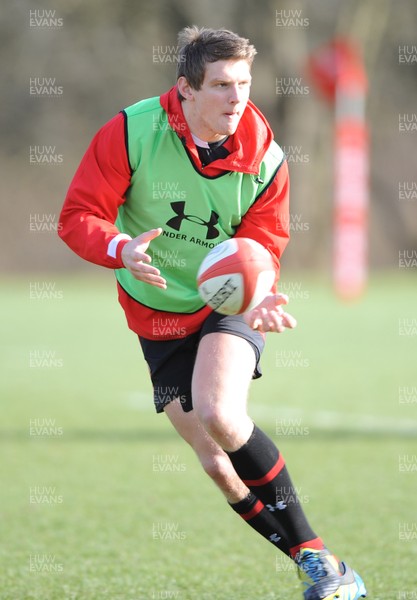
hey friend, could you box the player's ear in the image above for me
[177,76,195,101]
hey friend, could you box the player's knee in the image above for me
[195,404,233,439]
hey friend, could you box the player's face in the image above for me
[181,59,252,143]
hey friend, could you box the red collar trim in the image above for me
[159,86,274,176]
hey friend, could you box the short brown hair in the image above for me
[176,26,257,100]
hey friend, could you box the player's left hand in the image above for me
[244,293,297,333]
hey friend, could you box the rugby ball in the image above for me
[197,238,276,315]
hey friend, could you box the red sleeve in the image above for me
[235,159,290,284]
[58,112,132,269]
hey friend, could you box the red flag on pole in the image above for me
[308,39,369,299]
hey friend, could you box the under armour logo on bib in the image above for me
[166,201,220,240]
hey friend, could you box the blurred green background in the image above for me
[1,1,416,599]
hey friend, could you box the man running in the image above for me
[59,26,366,600]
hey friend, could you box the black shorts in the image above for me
[139,312,265,414]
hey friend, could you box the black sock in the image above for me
[227,425,323,555]
[229,491,291,556]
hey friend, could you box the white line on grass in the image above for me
[250,403,417,435]
[125,392,417,435]
[126,391,154,411]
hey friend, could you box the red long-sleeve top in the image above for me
[59,87,290,339]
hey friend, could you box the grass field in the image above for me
[1,271,416,599]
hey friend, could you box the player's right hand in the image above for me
[244,293,297,333]
[121,228,167,289]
